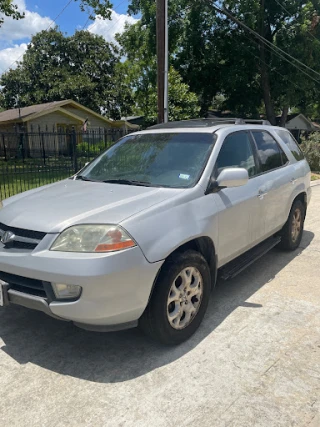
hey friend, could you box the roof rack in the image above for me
[241,119,271,125]
[147,118,271,130]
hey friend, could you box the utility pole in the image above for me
[164,0,168,123]
[156,0,168,124]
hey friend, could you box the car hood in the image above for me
[1,179,182,233]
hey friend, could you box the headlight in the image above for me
[50,225,136,253]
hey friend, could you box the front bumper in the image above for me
[0,237,163,329]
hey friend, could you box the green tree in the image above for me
[120,0,320,123]
[0,28,134,119]
[124,0,221,115]
[0,0,24,27]
[214,0,320,124]
[77,0,112,20]
[143,67,201,125]
[117,21,200,125]
[301,132,320,171]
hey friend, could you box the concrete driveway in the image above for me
[1,187,320,427]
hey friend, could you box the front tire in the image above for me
[279,199,305,251]
[139,250,211,345]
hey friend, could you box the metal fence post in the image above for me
[72,127,78,174]
[2,134,6,161]
[0,127,138,200]
[19,131,25,162]
[41,133,46,165]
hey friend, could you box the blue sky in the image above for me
[34,0,132,34]
[0,0,137,73]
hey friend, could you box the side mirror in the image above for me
[217,167,249,188]
[206,168,249,194]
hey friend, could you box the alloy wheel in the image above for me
[167,267,203,330]
[291,208,302,243]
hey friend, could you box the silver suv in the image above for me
[0,119,311,344]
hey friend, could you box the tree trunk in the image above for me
[259,0,276,125]
[260,49,276,125]
[279,106,289,127]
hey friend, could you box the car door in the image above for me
[250,130,291,241]
[211,130,262,266]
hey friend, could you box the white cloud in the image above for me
[0,0,51,41]
[0,5,137,75]
[0,43,28,73]
[88,10,138,44]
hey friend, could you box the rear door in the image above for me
[250,130,291,241]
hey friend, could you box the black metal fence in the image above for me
[0,128,133,200]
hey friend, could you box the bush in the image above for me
[77,141,110,157]
[300,133,320,172]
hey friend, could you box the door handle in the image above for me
[258,189,268,200]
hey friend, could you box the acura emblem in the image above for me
[1,231,15,244]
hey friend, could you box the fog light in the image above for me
[52,283,82,300]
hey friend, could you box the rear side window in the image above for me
[275,130,305,161]
[251,131,287,173]
[215,131,257,177]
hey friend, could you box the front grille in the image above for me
[0,271,48,299]
[8,241,39,250]
[0,223,46,240]
[0,222,46,251]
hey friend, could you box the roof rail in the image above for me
[241,119,271,126]
[148,118,246,129]
[147,118,272,130]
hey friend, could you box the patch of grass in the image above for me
[0,159,76,200]
[0,150,100,199]
[0,169,73,200]
[311,173,320,181]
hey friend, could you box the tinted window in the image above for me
[276,130,304,161]
[80,133,215,188]
[216,131,256,177]
[252,131,286,172]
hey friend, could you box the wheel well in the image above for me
[293,192,307,218]
[167,237,217,287]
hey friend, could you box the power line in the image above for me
[274,0,320,45]
[251,30,320,84]
[82,15,92,31]
[49,0,73,27]
[240,32,303,91]
[2,0,73,75]
[1,0,128,76]
[213,2,320,79]
[1,0,130,76]
[86,0,129,36]
[210,2,320,83]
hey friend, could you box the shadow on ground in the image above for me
[0,231,314,384]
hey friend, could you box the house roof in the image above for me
[311,121,320,130]
[285,113,318,130]
[276,113,299,123]
[0,100,138,129]
[0,101,68,123]
[275,113,320,131]
[286,113,309,124]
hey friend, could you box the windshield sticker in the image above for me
[179,174,190,180]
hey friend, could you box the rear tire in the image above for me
[278,199,305,251]
[139,250,211,345]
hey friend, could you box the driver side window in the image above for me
[215,131,257,178]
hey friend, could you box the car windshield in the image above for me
[78,132,215,188]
